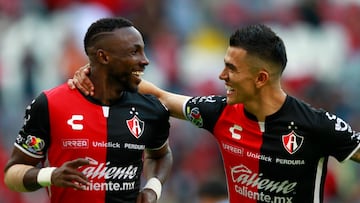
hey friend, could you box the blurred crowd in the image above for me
[1,0,360,202]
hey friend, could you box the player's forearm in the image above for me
[139,80,190,119]
[4,164,42,192]
[143,145,173,183]
[142,145,173,200]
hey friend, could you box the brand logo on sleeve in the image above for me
[186,107,203,127]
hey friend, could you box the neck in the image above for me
[89,68,123,105]
[244,86,287,122]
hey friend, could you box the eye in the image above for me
[225,64,237,73]
[130,48,141,56]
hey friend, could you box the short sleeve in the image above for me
[144,94,170,150]
[14,93,50,159]
[319,111,360,161]
[183,95,226,132]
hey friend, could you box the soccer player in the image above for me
[69,24,360,203]
[4,17,173,203]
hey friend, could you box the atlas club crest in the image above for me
[126,107,144,139]
[282,130,304,154]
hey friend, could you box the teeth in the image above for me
[132,71,144,76]
[225,85,234,94]
[225,85,233,91]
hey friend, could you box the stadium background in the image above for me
[0,0,360,202]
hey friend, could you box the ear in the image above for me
[255,70,269,88]
[96,49,109,64]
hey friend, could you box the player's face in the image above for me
[219,47,258,105]
[104,27,149,92]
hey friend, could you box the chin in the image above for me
[226,97,234,105]
[226,97,241,105]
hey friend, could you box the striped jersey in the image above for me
[14,83,170,203]
[184,95,360,203]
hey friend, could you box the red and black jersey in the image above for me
[14,83,170,203]
[184,95,360,203]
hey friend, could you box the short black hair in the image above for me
[83,17,134,55]
[230,24,287,72]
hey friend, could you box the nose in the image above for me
[141,54,150,66]
[218,68,228,81]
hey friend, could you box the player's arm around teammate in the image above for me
[69,66,190,120]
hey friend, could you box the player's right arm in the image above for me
[4,148,90,192]
[138,80,190,119]
[3,93,91,192]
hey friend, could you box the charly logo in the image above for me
[229,124,242,140]
[67,115,84,130]
[126,107,144,139]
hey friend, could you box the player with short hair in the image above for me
[4,17,173,203]
[70,24,360,203]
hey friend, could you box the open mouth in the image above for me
[225,85,234,94]
[132,71,144,78]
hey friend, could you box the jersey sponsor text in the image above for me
[80,180,136,191]
[231,164,297,202]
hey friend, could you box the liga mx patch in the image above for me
[186,107,203,127]
[20,135,45,156]
[126,115,144,139]
[282,131,304,154]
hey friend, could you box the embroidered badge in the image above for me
[126,107,144,139]
[23,135,45,155]
[282,130,304,154]
[186,107,203,127]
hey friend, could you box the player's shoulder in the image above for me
[288,96,326,114]
[44,83,71,94]
[141,93,167,107]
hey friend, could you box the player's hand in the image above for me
[136,189,157,203]
[67,64,94,96]
[51,158,90,190]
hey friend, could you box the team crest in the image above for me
[126,115,144,139]
[282,130,304,154]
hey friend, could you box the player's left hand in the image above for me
[136,188,157,203]
[67,63,94,96]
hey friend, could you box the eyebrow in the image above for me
[225,62,236,70]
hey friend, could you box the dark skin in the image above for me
[5,26,173,203]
